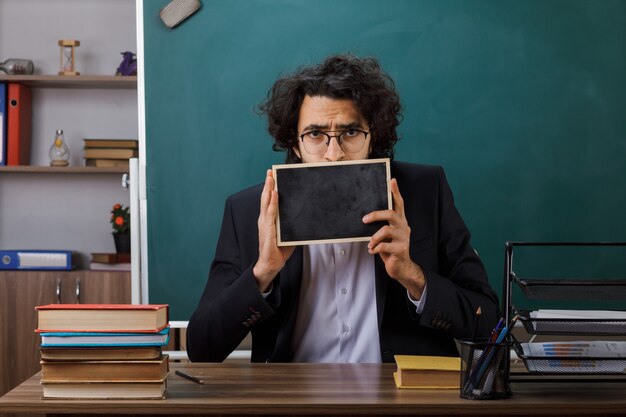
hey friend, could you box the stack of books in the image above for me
[36,304,170,399]
[90,252,131,271]
[83,139,138,169]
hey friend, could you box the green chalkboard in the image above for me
[143,0,626,320]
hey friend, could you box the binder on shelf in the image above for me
[7,82,32,165]
[0,250,76,270]
[0,82,6,165]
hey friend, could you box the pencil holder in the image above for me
[459,338,511,400]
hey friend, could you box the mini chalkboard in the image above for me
[273,159,391,246]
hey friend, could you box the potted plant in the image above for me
[111,203,130,254]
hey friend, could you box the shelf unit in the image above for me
[0,166,128,174]
[0,74,136,254]
[0,0,139,399]
[0,74,136,89]
[502,241,626,383]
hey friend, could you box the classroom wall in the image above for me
[143,0,626,319]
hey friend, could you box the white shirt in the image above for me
[263,242,426,363]
[289,242,427,363]
[291,242,378,362]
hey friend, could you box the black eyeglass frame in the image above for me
[298,129,370,154]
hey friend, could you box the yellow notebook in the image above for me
[394,355,461,389]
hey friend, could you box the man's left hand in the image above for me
[363,178,426,299]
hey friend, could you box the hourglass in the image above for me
[58,39,80,75]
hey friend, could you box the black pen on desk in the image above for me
[175,370,204,384]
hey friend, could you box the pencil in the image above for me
[473,306,482,340]
[175,369,204,384]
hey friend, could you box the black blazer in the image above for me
[187,162,500,362]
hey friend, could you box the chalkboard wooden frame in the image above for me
[273,158,391,246]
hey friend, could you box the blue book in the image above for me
[0,250,76,270]
[40,327,170,347]
[0,82,6,165]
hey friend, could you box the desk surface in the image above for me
[1,362,626,416]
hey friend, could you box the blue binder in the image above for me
[0,250,76,270]
[0,82,6,165]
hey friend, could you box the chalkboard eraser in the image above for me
[273,158,391,246]
[160,0,202,29]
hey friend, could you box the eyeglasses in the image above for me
[298,129,370,155]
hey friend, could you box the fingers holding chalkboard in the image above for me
[253,170,295,291]
[366,179,421,290]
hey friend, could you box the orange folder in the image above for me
[7,82,32,165]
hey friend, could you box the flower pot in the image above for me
[113,232,131,254]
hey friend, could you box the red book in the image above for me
[35,304,169,333]
[7,83,32,165]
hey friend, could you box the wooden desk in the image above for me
[1,362,625,416]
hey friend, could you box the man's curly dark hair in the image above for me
[257,54,403,163]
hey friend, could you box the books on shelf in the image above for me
[393,355,461,389]
[0,249,76,270]
[83,148,138,159]
[41,380,166,399]
[40,328,170,347]
[90,252,131,271]
[90,262,131,271]
[83,138,138,168]
[41,346,162,361]
[83,139,138,148]
[85,158,130,168]
[36,304,169,333]
[41,355,169,382]
[91,252,131,263]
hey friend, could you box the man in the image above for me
[187,54,499,363]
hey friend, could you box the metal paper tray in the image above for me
[518,310,626,336]
[514,278,626,301]
[512,338,626,375]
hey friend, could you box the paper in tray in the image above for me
[514,340,626,374]
[519,310,626,336]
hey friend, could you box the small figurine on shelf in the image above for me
[49,129,70,167]
[0,58,34,75]
[58,39,80,76]
[115,51,137,76]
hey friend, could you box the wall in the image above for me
[142,0,626,319]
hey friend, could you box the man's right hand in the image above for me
[253,169,295,292]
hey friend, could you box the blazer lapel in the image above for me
[270,246,303,361]
[374,254,388,330]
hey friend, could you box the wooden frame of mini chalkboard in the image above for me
[273,158,391,246]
